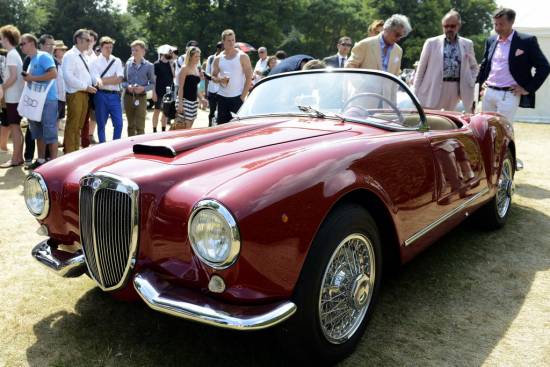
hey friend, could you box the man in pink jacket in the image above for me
[413,9,479,112]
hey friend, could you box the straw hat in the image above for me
[54,40,68,51]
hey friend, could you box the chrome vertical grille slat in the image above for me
[79,173,139,291]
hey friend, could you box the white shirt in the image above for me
[62,46,93,93]
[90,54,124,91]
[218,51,246,98]
[205,55,220,94]
[337,54,347,68]
[4,48,24,103]
[253,57,268,84]
[85,48,98,63]
[55,59,66,102]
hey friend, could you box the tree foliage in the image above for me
[2,0,496,66]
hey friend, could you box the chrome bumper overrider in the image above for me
[31,240,87,277]
[516,158,524,172]
[134,270,297,330]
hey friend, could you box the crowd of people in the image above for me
[0,6,548,170]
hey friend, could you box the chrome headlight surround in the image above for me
[188,199,241,269]
[24,172,50,220]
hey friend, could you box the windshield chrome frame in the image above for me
[247,68,428,131]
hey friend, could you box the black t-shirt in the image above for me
[154,60,174,92]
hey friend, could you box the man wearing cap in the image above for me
[90,36,124,142]
[53,41,67,128]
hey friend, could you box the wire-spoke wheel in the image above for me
[279,204,382,364]
[319,234,375,344]
[496,157,513,218]
[478,149,515,229]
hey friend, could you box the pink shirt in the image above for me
[487,31,517,87]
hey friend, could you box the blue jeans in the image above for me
[94,91,123,143]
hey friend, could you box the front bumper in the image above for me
[31,239,87,277]
[31,240,297,330]
[134,269,297,330]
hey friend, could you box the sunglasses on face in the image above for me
[444,24,458,29]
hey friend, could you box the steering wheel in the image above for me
[341,92,404,123]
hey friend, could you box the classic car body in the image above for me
[25,69,517,362]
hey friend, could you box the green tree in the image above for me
[42,0,131,58]
[280,0,373,58]
[368,0,496,67]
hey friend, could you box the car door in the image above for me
[425,127,485,210]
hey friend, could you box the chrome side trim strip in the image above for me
[404,187,490,247]
[31,239,86,278]
[134,271,297,331]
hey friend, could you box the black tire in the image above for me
[478,149,514,230]
[279,204,383,365]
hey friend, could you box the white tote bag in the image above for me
[17,79,54,122]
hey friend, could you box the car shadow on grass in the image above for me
[26,205,549,367]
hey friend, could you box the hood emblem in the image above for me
[92,178,102,189]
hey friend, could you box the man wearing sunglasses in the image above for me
[346,14,411,76]
[413,9,479,112]
[61,29,97,153]
[323,37,352,68]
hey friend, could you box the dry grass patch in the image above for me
[0,122,549,366]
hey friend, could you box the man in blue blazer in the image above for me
[477,8,550,123]
[323,37,353,68]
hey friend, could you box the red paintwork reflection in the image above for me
[35,111,514,304]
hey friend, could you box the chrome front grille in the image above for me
[79,173,139,290]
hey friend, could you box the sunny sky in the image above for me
[112,0,127,12]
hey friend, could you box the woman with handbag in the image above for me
[174,46,205,130]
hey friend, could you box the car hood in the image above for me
[132,117,351,165]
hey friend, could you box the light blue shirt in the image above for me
[378,35,394,72]
[29,51,57,101]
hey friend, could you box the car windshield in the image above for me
[239,70,423,129]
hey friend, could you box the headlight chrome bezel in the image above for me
[188,199,241,270]
[24,172,50,220]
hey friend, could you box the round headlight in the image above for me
[24,172,49,219]
[188,200,240,269]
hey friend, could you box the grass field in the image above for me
[0,120,549,366]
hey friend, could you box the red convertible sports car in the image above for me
[25,69,518,363]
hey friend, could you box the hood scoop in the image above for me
[133,142,177,157]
